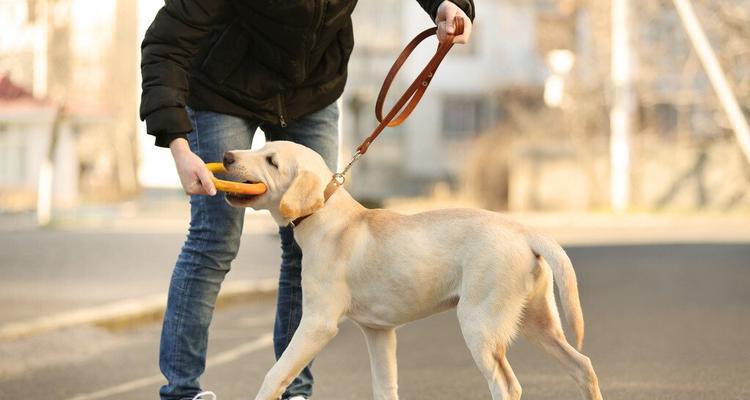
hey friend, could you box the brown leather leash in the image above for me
[292,17,465,227]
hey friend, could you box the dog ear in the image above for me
[279,170,324,220]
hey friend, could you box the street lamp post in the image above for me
[610,0,634,213]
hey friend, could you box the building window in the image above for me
[442,97,485,140]
[534,0,562,13]
[0,128,5,185]
[0,124,29,187]
[0,126,14,186]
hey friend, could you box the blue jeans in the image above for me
[159,103,339,400]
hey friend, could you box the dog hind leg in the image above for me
[521,261,602,400]
[457,302,524,400]
[498,354,522,400]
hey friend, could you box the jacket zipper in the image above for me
[277,94,288,128]
[278,0,327,128]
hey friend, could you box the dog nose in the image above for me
[223,151,235,167]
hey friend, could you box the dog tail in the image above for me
[527,232,585,350]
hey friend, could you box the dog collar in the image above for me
[289,175,343,228]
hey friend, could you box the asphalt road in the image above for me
[1,243,749,399]
[0,230,281,324]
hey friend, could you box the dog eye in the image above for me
[266,154,278,168]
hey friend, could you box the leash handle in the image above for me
[357,16,465,155]
[317,17,465,208]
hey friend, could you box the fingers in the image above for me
[435,2,472,44]
[184,180,206,196]
[451,17,471,44]
[180,164,216,196]
[196,166,217,196]
[436,21,452,43]
[436,5,458,43]
[185,178,216,196]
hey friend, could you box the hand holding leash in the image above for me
[358,15,465,155]
[435,1,472,44]
[319,15,465,202]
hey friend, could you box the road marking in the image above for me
[65,333,273,400]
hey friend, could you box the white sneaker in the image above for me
[287,396,307,400]
[192,391,216,400]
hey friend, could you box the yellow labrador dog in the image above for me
[222,141,602,400]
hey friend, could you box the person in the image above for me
[140,1,474,399]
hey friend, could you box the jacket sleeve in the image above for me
[139,0,228,147]
[417,0,475,22]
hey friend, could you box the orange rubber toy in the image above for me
[205,162,267,195]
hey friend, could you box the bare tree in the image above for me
[465,0,750,211]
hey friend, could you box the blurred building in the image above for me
[1,0,747,214]
[0,0,140,212]
[0,74,71,210]
[342,0,566,201]
[342,0,750,212]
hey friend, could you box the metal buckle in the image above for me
[338,151,362,180]
[332,172,346,187]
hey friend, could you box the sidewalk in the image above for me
[1,193,748,341]
[386,197,750,245]
[0,188,279,234]
[0,192,283,339]
[7,194,747,244]
[511,212,750,245]
[4,188,749,243]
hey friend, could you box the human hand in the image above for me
[169,138,217,196]
[435,1,473,44]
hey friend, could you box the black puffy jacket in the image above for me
[140,0,475,147]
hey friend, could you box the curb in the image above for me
[0,279,278,342]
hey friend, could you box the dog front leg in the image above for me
[362,326,399,400]
[254,317,339,400]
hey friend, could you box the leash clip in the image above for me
[327,150,362,192]
[332,172,346,187]
[340,150,362,177]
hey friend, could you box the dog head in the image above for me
[222,141,332,226]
